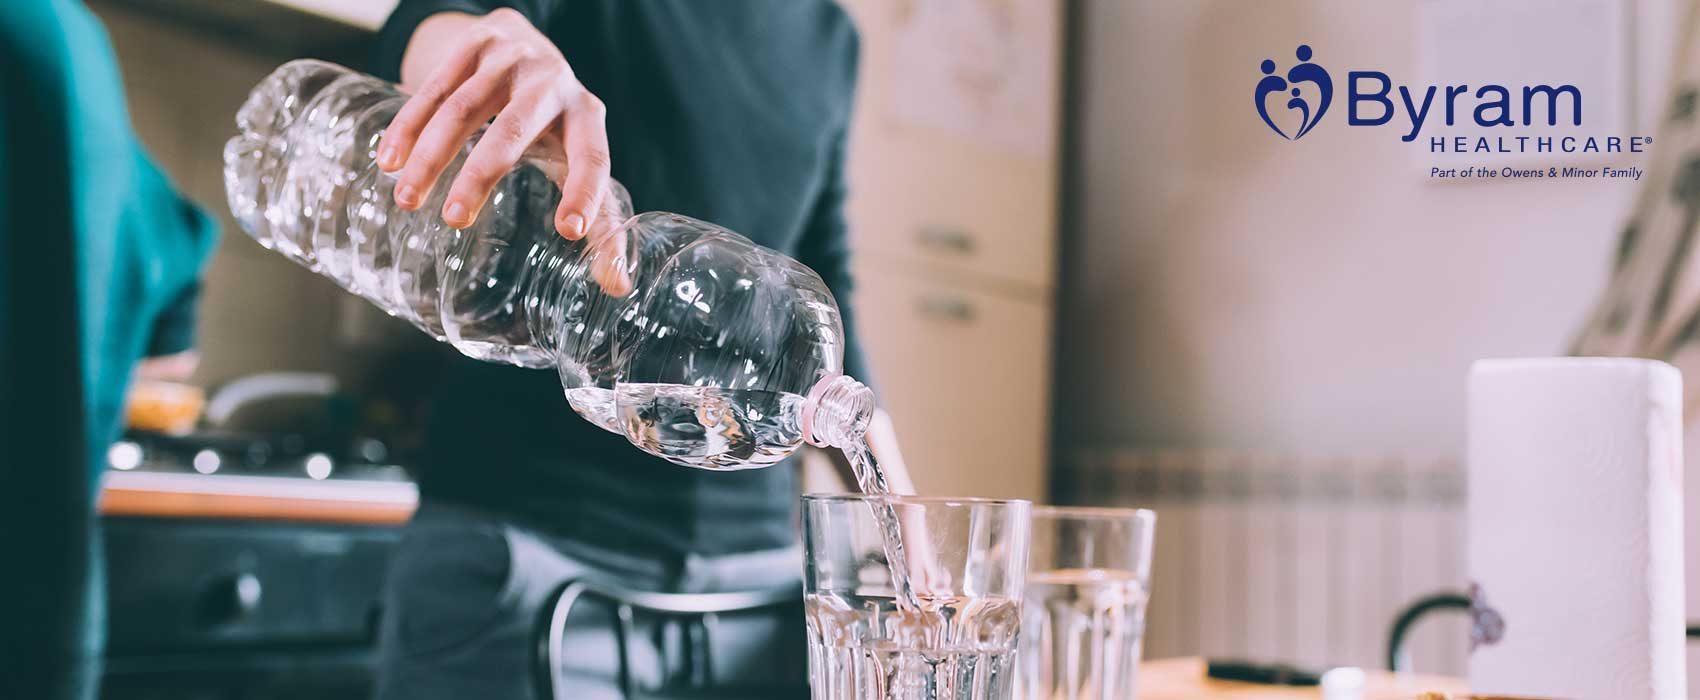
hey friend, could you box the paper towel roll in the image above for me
[1468,358,1685,699]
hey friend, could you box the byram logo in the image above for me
[1251,43,1656,157]
[1255,44,1333,140]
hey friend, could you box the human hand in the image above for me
[378,9,610,240]
[135,350,200,382]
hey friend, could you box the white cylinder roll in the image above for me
[1467,357,1685,699]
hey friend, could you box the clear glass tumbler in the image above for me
[1017,506,1155,700]
[803,495,1032,700]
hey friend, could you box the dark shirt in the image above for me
[375,0,868,557]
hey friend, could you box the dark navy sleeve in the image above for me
[795,129,873,388]
[373,0,564,81]
[793,21,872,388]
[145,282,200,357]
[133,152,218,358]
[794,141,874,392]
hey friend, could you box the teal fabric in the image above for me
[0,1,217,697]
[2,0,218,485]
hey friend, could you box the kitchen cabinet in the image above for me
[102,516,400,700]
[840,0,1064,292]
[851,257,1053,500]
[832,0,1064,502]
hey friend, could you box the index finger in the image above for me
[553,94,612,240]
[376,35,485,172]
[441,85,562,229]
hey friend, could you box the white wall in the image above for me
[1061,0,1700,676]
[1059,0,1676,457]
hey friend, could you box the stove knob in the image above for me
[198,571,262,625]
[232,572,263,614]
[244,442,272,467]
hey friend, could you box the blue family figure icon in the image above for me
[1254,59,1290,139]
[1255,44,1333,140]
[1286,85,1310,139]
[1287,44,1331,139]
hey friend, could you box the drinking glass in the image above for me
[803,494,1032,700]
[1017,506,1155,700]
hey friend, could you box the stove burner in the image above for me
[110,431,409,483]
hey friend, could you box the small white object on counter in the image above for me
[1321,666,1365,700]
[1467,358,1686,700]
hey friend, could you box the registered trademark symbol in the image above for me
[1647,137,1654,144]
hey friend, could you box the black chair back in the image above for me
[1387,590,1700,673]
[531,579,806,699]
[1386,591,1471,672]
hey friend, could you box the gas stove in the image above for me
[98,433,413,699]
[100,429,418,526]
[106,429,412,483]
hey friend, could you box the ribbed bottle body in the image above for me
[226,60,874,468]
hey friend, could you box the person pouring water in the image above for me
[368,3,913,697]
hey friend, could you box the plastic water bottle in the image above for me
[224,60,876,470]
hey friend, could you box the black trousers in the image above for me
[374,500,806,699]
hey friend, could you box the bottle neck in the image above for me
[803,374,875,449]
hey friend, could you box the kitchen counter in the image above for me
[258,0,396,31]
[1141,658,1467,699]
[100,470,417,526]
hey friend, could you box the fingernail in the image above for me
[396,184,419,207]
[444,201,468,227]
[562,213,586,238]
[378,145,400,170]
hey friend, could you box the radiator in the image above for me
[1059,448,1469,676]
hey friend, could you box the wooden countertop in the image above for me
[99,470,417,526]
[258,0,396,30]
[1141,657,1466,699]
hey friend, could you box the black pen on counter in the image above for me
[1206,658,1323,686]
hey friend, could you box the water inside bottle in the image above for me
[563,386,620,433]
[614,383,809,470]
[599,380,920,607]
